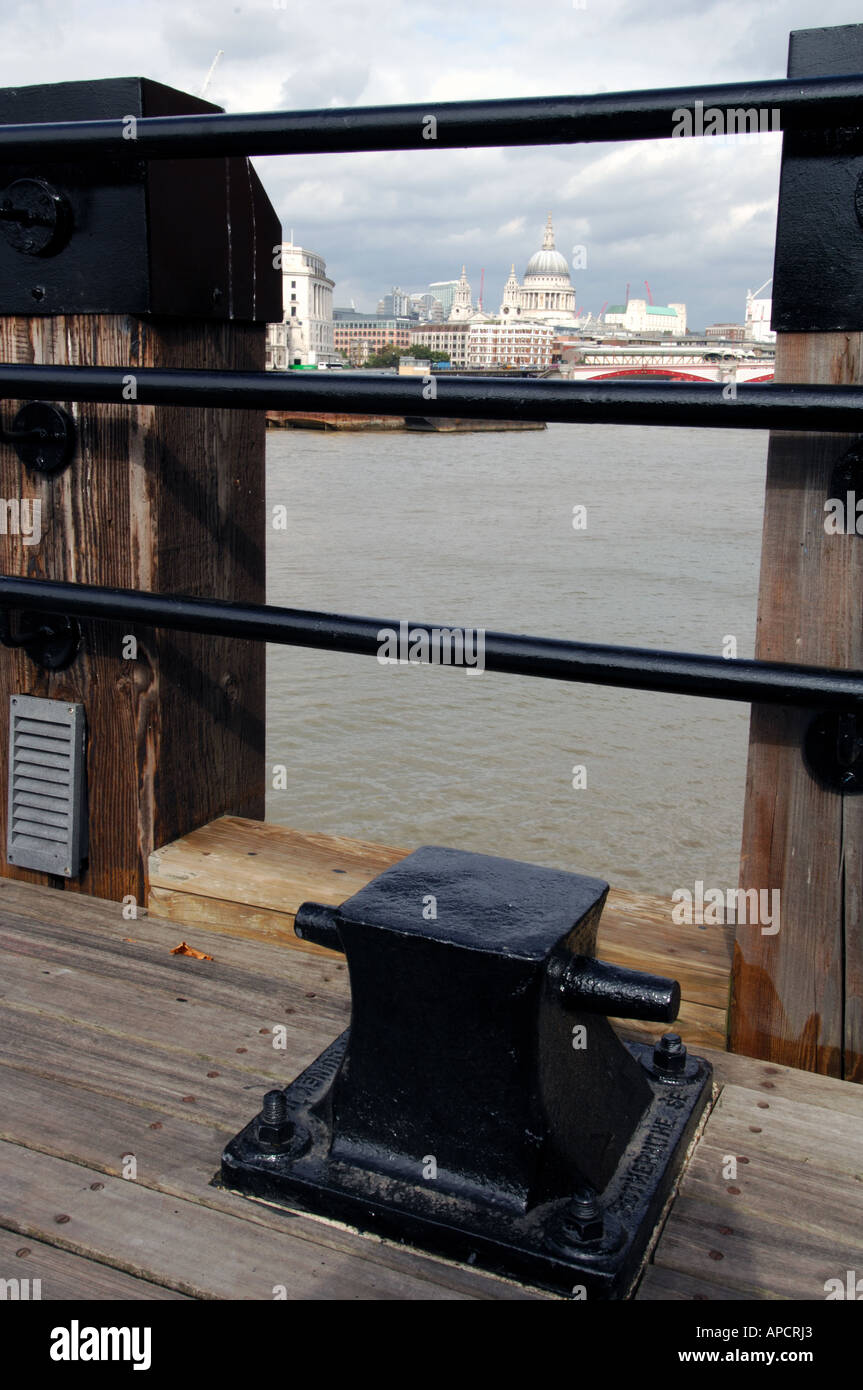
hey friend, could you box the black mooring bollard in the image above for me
[220,846,712,1298]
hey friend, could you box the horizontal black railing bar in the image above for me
[2,576,861,710]
[0,76,860,160]
[1,366,862,430]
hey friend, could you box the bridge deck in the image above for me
[1,858,860,1300]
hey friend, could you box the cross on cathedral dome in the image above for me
[523,213,572,281]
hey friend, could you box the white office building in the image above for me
[603,297,687,335]
[467,321,554,368]
[266,241,337,368]
[745,294,775,344]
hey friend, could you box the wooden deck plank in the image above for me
[148,818,410,961]
[147,818,736,984]
[683,1048,863,1119]
[635,1265,748,1301]
[647,1190,863,1300]
[0,1142,509,1302]
[147,817,734,1049]
[0,884,548,1301]
[694,1087,863,1178]
[1,876,860,1301]
[0,921,352,1048]
[0,1228,190,1300]
[0,866,728,1053]
[0,874,346,987]
[637,1077,863,1300]
[0,1066,547,1300]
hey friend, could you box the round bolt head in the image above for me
[11,402,76,476]
[0,178,73,257]
[804,711,863,796]
[653,1032,687,1073]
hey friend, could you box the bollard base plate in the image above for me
[220,1031,712,1299]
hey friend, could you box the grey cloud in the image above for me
[278,63,372,112]
[2,0,861,326]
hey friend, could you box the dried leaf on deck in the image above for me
[170,941,214,960]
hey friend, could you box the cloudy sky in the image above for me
[4,0,862,326]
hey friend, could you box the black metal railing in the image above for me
[0,576,860,710]
[1,68,862,722]
[0,366,861,430]
[0,76,859,160]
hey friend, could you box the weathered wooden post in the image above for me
[0,78,280,904]
[730,25,863,1080]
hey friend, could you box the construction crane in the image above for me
[745,277,773,333]
[199,50,224,100]
[644,280,653,304]
[747,277,772,302]
[478,268,485,311]
[598,300,608,320]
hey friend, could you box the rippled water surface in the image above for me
[265,421,767,897]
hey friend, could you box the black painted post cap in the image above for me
[0,77,281,320]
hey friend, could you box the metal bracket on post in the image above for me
[220,846,713,1298]
[804,710,863,792]
[0,401,76,474]
[0,177,73,257]
[0,77,282,320]
[0,609,81,670]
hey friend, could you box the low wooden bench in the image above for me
[148,816,734,1052]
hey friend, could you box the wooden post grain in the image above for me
[729,335,863,1079]
[730,27,863,1080]
[0,80,280,904]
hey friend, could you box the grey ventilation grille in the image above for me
[7,694,87,878]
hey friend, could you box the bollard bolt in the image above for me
[653,1032,687,1074]
[558,1187,604,1243]
[257,1089,293,1150]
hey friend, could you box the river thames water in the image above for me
[265,421,768,898]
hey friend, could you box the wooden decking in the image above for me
[1,852,862,1300]
[148,817,734,1053]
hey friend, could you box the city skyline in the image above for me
[1,0,860,331]
[337,257,692,327]
[332,218,686,326]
